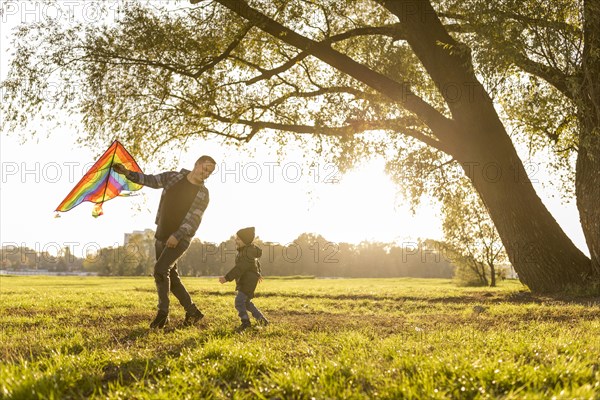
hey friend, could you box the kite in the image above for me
[55,140,143,217]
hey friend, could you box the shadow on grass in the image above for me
[4,356,167,400]
[131,284,600,305]
[117,326,150,343]
[88,333,240,397]
[198,289,600,306]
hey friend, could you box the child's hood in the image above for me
[241,244,262,259]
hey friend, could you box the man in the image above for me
[113,155,216,328]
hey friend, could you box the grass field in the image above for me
[1,276,599,399]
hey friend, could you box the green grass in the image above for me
[1,276,598,399]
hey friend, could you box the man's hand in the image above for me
[219,276,227,284]
[166,235,179,248]
[113,163,128,175]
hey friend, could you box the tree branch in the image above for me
[439,11,582,36]
[246,24,405,85]
[203,110,447,151]
[513,53,574,99]
[261,86,388,109]
[211,0,454,140]
[192,22,254,78]
[84,51,198,78]
[437,11,576,99]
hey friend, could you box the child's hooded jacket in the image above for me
[224,244,262,298]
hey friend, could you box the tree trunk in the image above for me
[576,126,600,277]
[489,263,496,287]
[379,0,593,292]
[481,263,489,286]
[472,260,488,286]
[576,0,600,277]
[450,119,591,292]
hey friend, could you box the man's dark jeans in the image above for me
[154,239,196,314]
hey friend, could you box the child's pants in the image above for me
[235,290,265,321]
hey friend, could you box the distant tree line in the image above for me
[1,232,455,278]
[0,244,83,272]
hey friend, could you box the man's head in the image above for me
[192,155,216,181]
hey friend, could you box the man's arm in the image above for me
[171,189,210,242]
[113,163,173,189]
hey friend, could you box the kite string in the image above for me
[100,142,119,204]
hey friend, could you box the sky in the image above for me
[0,133,442,253]
[0,0,589,259]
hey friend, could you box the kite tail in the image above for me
[92,203,104,218]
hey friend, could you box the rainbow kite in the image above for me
[55,140,143,217]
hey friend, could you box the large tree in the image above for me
[439,0,600,288]
[2,0,598,292]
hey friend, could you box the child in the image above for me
[219,227,269,331]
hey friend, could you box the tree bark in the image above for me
[576,0,600,277]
